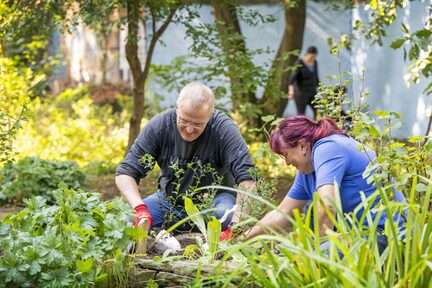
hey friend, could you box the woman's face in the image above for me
[280,140,314,174]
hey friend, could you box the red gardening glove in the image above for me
[133,203,153,228]
[220,227,233,241]
[220,223,243,241]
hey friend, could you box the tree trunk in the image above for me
[259,0,306,118]
[212,3,257,110]
[125,0,145,151]
[125,1,178,151]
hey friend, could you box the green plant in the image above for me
[0,56,43,164]
[0,156,86,204]
[236,168,278,231]
[183,197,221,263]
[0,185,145,287]
[13,86,129,168]
[161,159,223,231]
[315,74,432,195]
[354,110,432,195]
[192,178,432,287]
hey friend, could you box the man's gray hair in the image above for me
[176,82,215,111]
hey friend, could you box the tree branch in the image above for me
[142,7,178,81]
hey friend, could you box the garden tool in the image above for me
[153,229,181,254]
[135,218,150,255]
[131,203,153,255]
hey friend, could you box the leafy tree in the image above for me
[328,0,432,137]
[153,0,306,135]
[0,1,62,164]
[72,0,183,150]
[1,0,183,151]
[0,0,67,89]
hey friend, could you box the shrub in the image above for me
[0,186,143,287]
[13,86,131,169]
[248,141,296,179]
[0,56,42,164]
[0,157,86,204]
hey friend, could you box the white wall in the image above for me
[351,1,430,137]
[63,1,431,137]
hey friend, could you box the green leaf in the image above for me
[415,183,427,192]
[414,29,432,38]
[408,45,420,61]
[77,258,94,273]
[390,38,405,49]
[401,23,410,34]
[261,115,275,123]
[184,197,207,237]
[125,226,147,241]
[407,136,424,143]
[372,110,388,117]
[207,217,221,262]
[423,82,432,95]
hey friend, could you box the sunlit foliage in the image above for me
[13,86,131,170]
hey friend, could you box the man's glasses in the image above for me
[177,115,207,129]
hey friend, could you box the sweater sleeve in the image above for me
[218,119,255,184]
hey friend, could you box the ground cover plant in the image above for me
[0,157,86,204]
[0,185,144,287]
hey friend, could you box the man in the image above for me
[116,82,255,240]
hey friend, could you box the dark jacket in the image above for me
[116,108,254,205]
[290,59,320,95]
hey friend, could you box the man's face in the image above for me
[176,104,213,142]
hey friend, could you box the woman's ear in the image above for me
[298,139,310,153]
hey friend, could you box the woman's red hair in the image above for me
[270,115,347,155]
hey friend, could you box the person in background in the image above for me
[288,46,320,119]
[245,115,405,254]
[116,82,255,246]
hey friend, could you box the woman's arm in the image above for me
[315,184,336,237]
[245,196,308,240]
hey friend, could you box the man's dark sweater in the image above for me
[116,108,254,205]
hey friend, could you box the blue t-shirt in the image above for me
[288,134,404,229]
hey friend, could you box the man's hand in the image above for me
[134,203,153,228]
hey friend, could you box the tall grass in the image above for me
[190,178,432,287]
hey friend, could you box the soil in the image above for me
[144,232,205,258]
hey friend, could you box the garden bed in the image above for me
[133,258,238,287]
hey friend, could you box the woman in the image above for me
[288,46,320,119]
[246,116,405,253]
